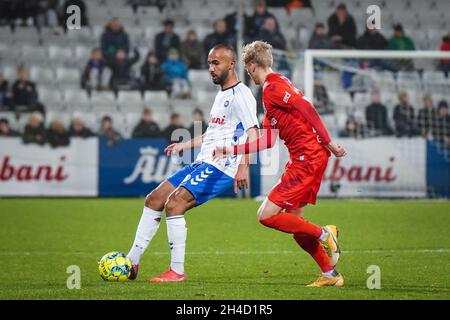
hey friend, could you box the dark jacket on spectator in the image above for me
[22,124,46,145]
[308,34,335,49]
[154,31,181,63]
[162,124,185,142]
[417,108,437,137]
[393,104,417,137]
[101,25,130,62]
[47,128,70,148]
[108,49,140,88]
[203,32,233,54]
[356,30,388,50]
[246,11,277,38]
[12,79,42,112]
[365,102,392,135]
[180,39,205,69]
[188,121,207,138]
[258,28,286,50]
[140,61,165,90]
[0,78,10,110]
[132,120,161,138]
[69,126,95,138]
[327,12,357,48]
[81,58,107,89]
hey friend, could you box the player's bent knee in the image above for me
[164,198,187,217]
[145,192,165,211]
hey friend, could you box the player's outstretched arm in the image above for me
[212,126,278,159]
[165,134,205,156]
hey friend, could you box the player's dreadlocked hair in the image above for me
[242,41,273,69]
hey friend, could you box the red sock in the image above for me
[293,233,333,273]
[260,212,322,238]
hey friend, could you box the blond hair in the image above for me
[242,41,273,68]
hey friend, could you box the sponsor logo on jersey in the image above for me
[224,100,230,108]
[283,91,291,103]
[209,115,226,125]
[270,117,277,126]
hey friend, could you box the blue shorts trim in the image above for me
[167,162,234,206]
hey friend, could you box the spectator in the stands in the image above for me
[140,51,165,91]
[327,3,357,48]
[246,0,277,39]
[356,26,391,70]
[162,113,185,142]
[339,116,364,139]
[0,118,19,137]
[433,100,450,145]
[7,0,39,27]
[98,115,122,146]
[132,108,161,138]
[47,120,70,148]
[417,95,437,138]
[81,48,108,92]
[161,48,190,99]
[356,26,388,50]
[12,65,44,114]
[308,22,335,49]
[203,19,234,53]
[22,112,46,145]
[388,24,415,71]
[258,16,286,50]
[189,108,207,138]
[313,72,332,114]
[154,19,181,63]
[108,48,140,93]
[180,30,205,70]
[35,0,59,29]
[61,0,88,30]
[438,33,450,77]
[69,116,95,138]
[365,89,392,136]
[101,18,130,63]
[0,72,10,111]
[393,91,418,137]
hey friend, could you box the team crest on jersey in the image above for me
[270,117,277,126]
[224,100,230,107]
[283,91,291,103]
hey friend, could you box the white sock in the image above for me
[319,228,328,241]
[166,215,187,275]
[322,269,339,278]
[127,206,162,265]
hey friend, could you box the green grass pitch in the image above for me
[0,198,449,300]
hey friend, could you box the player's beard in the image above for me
[211,69,229,85]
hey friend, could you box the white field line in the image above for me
[0,248,450,256]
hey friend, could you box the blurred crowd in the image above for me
[0,107,207,147]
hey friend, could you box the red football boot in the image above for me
[148,268,186,282]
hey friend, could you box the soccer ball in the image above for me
[98,251,132,282]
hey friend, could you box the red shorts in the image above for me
[268,154,329,210]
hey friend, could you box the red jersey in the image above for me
[262,73,331,161]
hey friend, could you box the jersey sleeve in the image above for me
[234,86,259,131]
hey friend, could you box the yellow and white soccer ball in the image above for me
[98,251,132,282]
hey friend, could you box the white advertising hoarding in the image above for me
[260,138,427,198]
[0,138,98,196]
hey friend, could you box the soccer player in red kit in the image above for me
[213,41,347,287]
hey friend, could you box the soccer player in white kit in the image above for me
[126,44,259,282]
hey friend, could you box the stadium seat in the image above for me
[74,45,92,64]
[189,70,216,93]
[56,67,81,87]
[38,87,65,111]
[196,90,217,107]
[143,90,169,106]
[117,91,144,110]
[11,27,40,46]
[91,91,118,112]
[2,66,17,80]
[48,45,74,65]
[30,67,55,86]
[22,45,48,66]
